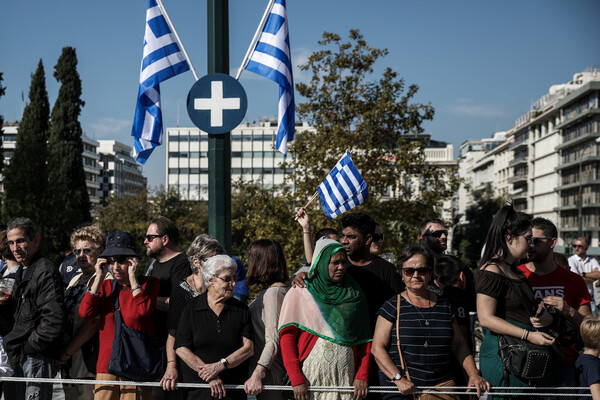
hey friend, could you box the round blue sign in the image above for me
[186,73,248,134]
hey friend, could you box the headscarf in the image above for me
[278,237,371,346]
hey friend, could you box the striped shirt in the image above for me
[377,293,455,387]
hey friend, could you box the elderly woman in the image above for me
[476,205,556,390]
[79,231,159,400]
[279,237,372,400]
[175,255,254,400]
[161,235,226,393]
[61,224,107,400]
[243,239,289,400]
[372,244,489,400]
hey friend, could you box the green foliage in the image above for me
[452,183,503,267]
[45,47,91,262]
[2,60,50,239]
[95,188,208,267]
[285,30,460,257]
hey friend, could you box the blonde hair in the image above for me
[580,315,600,350]
[70,224,106,250]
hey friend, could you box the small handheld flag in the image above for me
[132,0,190,164]
[317,152,368,219]
[243,0,295,156]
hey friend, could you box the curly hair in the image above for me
[70,224,106,250]
[0,230,16,262]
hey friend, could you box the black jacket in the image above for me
[4,252,64,367]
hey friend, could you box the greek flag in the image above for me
[245,0,295,156]
[132,0,190,164]
[318,152,368,220]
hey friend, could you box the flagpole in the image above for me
[156,0,199,81]
[235,0,276,80]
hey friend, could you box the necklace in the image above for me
[405,290,432,347]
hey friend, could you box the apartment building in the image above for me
[97,140,146,203]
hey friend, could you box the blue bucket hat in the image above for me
[99,231,139,258]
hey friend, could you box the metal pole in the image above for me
[207,0,232,252]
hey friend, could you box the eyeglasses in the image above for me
[402,267,431,276]
[215,275,237,283]
[73,248,94,256]
[107,255,128,264]
[426,229,448,238]
[573,244,585,249]
[144,234,164,242]
[526,236,554,246]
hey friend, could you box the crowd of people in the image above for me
[0,207,598,400]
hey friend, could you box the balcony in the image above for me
[509,138,528,152]
[512,191,528,201]
[508,174,527,184]
[555,131,600,151]
[509,156,528,168]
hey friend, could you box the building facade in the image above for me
[97,140,146,203]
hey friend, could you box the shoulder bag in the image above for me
[107,280,162,381]
[493,266,558,382]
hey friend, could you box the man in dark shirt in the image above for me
[419,218,448,259]
[143,216,191,399]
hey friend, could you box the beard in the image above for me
[146,245,163,259]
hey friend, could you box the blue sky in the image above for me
[1,1,598,189]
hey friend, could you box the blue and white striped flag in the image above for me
[132,0,190,164]
[245,0,295,156]
[318,152,368,220]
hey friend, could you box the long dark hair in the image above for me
[479,204,532,267]
[246,239,289,286]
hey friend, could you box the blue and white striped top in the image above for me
[377,293,455,388]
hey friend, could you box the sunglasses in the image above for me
[73,248,94,256]
[144,234,164,242]
[215,275,237,283]
[107,255,129,264]
[526,236,554,246]
[402,267,431,276]
[426,229,448,238]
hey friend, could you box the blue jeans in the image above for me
[22,354,58,400]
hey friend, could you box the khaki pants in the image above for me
[94,373,152,400]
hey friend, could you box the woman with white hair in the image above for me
[175,255,254,400]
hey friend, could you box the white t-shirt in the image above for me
[568,254,600,296]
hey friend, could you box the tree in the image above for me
[452,183,503,267]
[2,61,50,238]
[285,30,459,256]
[46,47,91,261]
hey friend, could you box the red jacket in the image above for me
[279,325,371,387]
[79,277,159,373]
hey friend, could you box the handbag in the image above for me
[107,280,162,381]
[493,267,555,382]
[395,295,458,400]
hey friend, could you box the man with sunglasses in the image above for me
[143,216,191,400]
[568,237,600,316]
[418,219,448,259]
[518,218,592,387]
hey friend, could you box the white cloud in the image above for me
[88,117,131,139]
[444,99,506,117]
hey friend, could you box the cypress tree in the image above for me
[2,61,50,233]
[46,47,90,260]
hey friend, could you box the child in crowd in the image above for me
[576,315,600,400]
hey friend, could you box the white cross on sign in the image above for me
[193,81,241,127]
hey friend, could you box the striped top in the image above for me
[377,293,455,387]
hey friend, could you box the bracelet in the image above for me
[521,329,527,340]
[130,285,142,292]
[86,288,100,297]
[167,360,177,364]
[303,231,311,234]
[525,330,530,340]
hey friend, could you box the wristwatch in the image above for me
[391,373,403,381]
[583,272,587,278]
[220,358,229,369]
